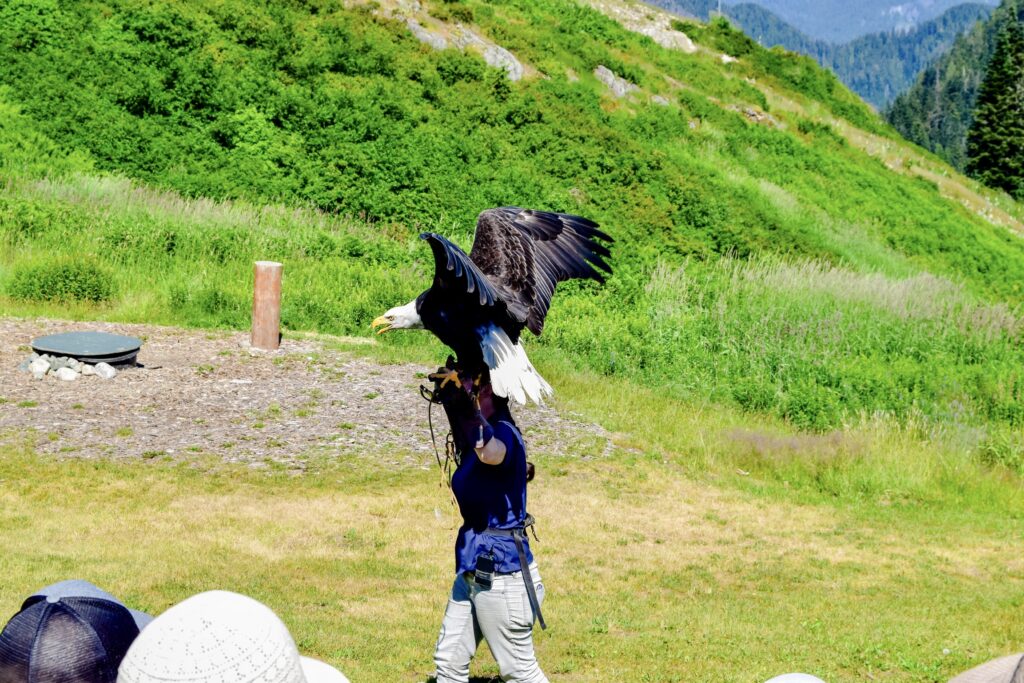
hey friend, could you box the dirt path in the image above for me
[0,318,610,469]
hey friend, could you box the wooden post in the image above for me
[252,261,283,350]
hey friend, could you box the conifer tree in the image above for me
[966,5,1024,198]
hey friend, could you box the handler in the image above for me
[429,363,548,683]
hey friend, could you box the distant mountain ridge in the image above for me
[651,0,997,41]
[735,0,998,42]
[649,0,993,106]
[886,0,1024,171]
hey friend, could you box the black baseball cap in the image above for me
[25,580,153,631]
[0,595,140,683]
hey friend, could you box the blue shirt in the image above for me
[451,420,534,574]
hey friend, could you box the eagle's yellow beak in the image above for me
[371,315,393,335]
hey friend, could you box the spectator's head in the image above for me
[116,590,349,683]
[26,580,152,632]
[0,594,140,683]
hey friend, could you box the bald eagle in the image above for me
[372,207,612,404]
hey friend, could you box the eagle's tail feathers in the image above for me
[479,326,553,405]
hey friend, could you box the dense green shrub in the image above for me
[977,428,1024,475]
[680,16,759,58]
[7,258,114,302]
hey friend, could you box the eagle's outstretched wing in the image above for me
[419,232,500,308]
[468,207,612,335]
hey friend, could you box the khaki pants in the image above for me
[433,563,548,683]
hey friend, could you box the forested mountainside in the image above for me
[651,0,993,106]
[887,0,1024,171]
[2,0,1024,436]
[726,0,997,42]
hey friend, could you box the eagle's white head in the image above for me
[371,300,423,334]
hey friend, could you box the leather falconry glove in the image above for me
[430,362,493,451]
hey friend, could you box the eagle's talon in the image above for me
[428,369,462,389]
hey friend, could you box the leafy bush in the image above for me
[977,428,1024,475]
[693,16,759,58]
[0,0,67,52]
[7,258,114,302]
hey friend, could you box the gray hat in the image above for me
[26,580,154,631]
[950,654,1024,683]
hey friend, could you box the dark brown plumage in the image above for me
[468,207,612,335]
[420,207,612,344]
[377,207,612,403]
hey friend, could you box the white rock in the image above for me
[406,18,448,50]
[32,370,46,381]
[644,26,696,53]
[55,367,79,381]
[29,358,51,375]
[587,2,697,54]
[82,364,97,376]
[594,65,639,98]
[95,362,117,380]
[482,44,524,81]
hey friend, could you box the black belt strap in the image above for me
[485,516,546,630]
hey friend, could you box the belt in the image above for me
[484,515,546,630]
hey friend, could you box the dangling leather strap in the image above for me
[485,515,546,630]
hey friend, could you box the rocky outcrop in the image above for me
[405,18,447,50]
[373,0,527,81]
[594,65,639,98]
[452,27,525,81]
[586,0,697,54]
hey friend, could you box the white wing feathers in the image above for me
[478,324,553,405]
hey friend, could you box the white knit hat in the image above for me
[116,591,349,683]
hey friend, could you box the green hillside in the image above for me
[887,0,1024,171]
[2,0,1024,465]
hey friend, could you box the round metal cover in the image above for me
[31,331,142,363]
[78,349,141,365]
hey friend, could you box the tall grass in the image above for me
[0,175,426,332]
[530,351,1024,513]
[546,255,1024,433]
[3,174,1023,459]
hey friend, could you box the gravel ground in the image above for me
[0,318,611,470]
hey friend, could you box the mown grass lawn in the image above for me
[1,423,1021,682]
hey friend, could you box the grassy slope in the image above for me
[0,438,1021,682]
